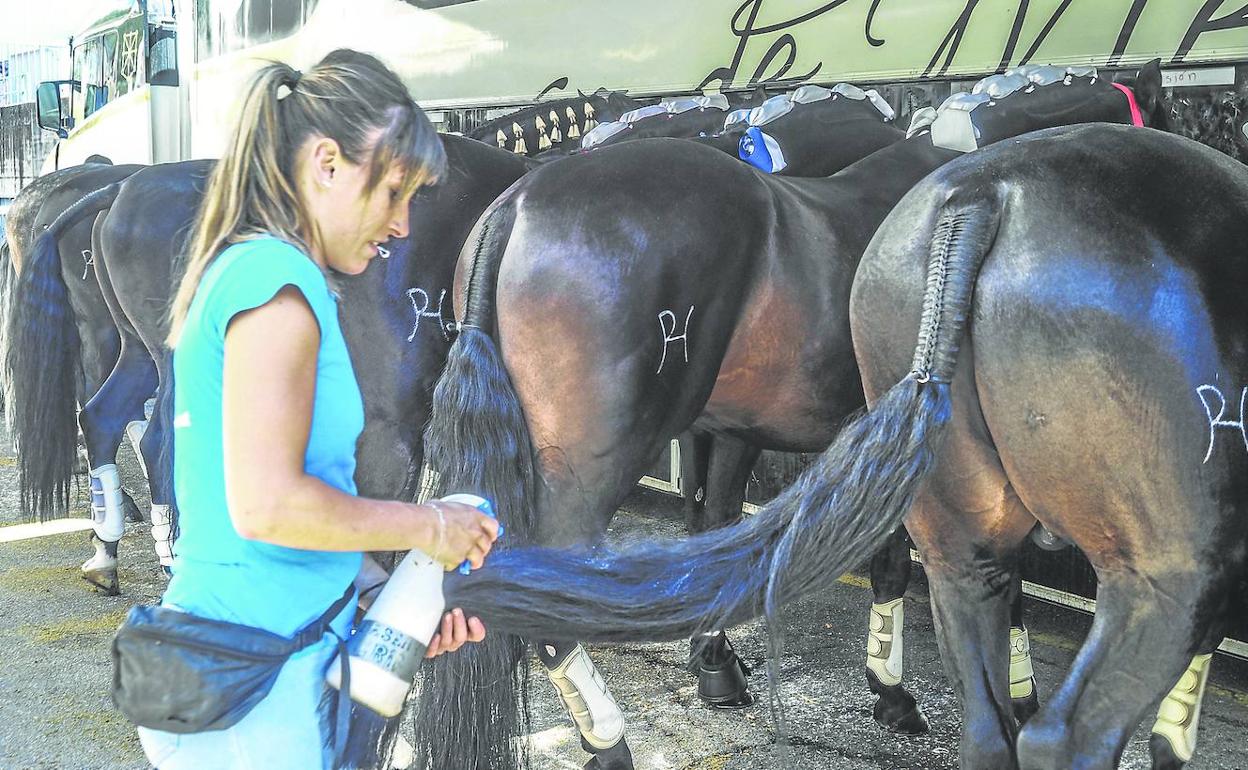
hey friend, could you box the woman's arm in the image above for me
[221,286,497,564]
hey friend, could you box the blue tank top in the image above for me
[163,237,364,637]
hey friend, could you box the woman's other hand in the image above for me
[424,501,499,571]
[424,608,486,657]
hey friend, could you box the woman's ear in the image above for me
[309,137,340,188]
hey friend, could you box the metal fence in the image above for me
[0,103,56,200]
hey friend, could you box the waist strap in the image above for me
[291,584,355,650]
[298,583,355,768]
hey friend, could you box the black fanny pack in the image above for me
[110,585,354,734]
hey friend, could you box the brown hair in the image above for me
[166,48,445,346]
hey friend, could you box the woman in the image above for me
[136,49,499,767]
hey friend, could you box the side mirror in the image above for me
[36,81,68,138]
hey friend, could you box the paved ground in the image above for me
[1,441,1247,769]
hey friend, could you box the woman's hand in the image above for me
[424,608,486,657]
[422,501,500,571]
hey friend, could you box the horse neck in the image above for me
[973,87,1141,145]
[811,85,1138,207]
[690,130,743,156]
[814,137,963,219]
[781,117,906,175]
[647,110,730,139]
[444,133,534,177]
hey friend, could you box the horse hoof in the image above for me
[697,660,756,709]
[866,669,929,735]
[581,737,634,770]
[1012,690,1040,725]
[875,698,929,735]
[81,567,119,595]
[82,534,120,596]
[690,637,755,709]
[1149,732,1188,770]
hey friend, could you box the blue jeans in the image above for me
[137,634,340,769]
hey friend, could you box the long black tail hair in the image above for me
[412,191,1000,767]
[412,197,533,770]
[5,183,122,518]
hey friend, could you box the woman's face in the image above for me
[300,136,414,275]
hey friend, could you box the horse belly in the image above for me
[702,283,859,452]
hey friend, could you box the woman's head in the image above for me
[168,49,445,346]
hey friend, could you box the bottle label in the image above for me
[348,620,427,682]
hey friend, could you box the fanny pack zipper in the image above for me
[125,623,294,662]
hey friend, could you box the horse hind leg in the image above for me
[676,430,710,533]
[683,435,759,710]
[1016,571,1216,770]
[865,525,930,734]
[523,436,665,770]
[137,381,173,574]
[78,321,158,591]
[897,370,1037,769]
[78,340,156,593]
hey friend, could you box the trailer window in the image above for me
[249,0,303,42]
[74,38,106,119]
[101,31,119,101]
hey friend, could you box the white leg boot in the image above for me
[1151,653,1213,766]
[82,464,125,593]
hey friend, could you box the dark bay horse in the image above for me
[581,80,923,719]
[411,84,912,770]
[412,64,1168,770]
[848,123,1247,769]
[468,88,642,156]
[5,163,145,552]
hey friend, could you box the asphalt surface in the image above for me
[1,440,1247,769]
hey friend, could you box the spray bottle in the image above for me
[325,494,497,717]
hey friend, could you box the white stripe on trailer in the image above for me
[0,518,94,543]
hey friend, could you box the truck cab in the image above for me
[35,0,186,172]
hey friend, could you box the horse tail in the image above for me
[5,182,123,518]
[438,191,1002,698]
[412,196,532,770]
